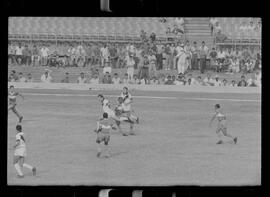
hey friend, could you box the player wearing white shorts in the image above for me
[115,97,135,135]
[13,125,36,178]
[120,87,139,124]
[209,104,237,144]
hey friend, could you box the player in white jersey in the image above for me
[98,94,134,136]
[209,104,237,144]
[120,87,139,124]
[115,97,135,135]
[8,85,24,123]
[13,125,36,178]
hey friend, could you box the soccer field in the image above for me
[7,88,261,186]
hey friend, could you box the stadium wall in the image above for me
[8,82,261,94]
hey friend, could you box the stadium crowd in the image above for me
[210,18,261,43]
[8,17,261,87]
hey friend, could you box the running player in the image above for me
[209,104,237,144]
[120,87,139,124]
[94,113,116,158]
[8,85,24,123]
[13,125,36,178]
[97,94,133,136]
[115,97,135,135]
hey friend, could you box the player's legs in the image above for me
[96,135,103,157]
[11,107,23,122]
[216,127,223,144]
[13,156,24,177]
[129,122,135,135]
[103,136,110,158]
[114,119,128,136]
[221,128,237,144]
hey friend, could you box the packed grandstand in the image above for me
[8,17,261,87]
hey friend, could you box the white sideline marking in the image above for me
[23,93,261,102]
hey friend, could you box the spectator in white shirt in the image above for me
[254,70,261,87]
[122,73,129,84]
[126,54,135,81]
[40,45,50,66]
[215,22,222,34]
[213,75,222,86]
[112,73,121,84]
[209,17,218,35]
[18,72,27,82]
[247,21,256,31]
[15,43,24,65]
[77,72,87,84]
[239,21,248,31]
[185,73,196,85]
[217,48,226,60]
[100,44,109,68]
[192,76,203,86]
[103,62,112,74]
[89,74,100,84]
[203,73,215,86]
[133,74,141,84]
[41,69,53,83]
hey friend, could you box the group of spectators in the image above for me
[165,17,185,36]
[210,18,261,43]
[8,39,261,82]
[8,68,261,87]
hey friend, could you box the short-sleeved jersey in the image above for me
[8,91,19,104]
[121,92,132,111]
[102,98,113,113]
[216,110,226,121]
[121,92,132,103]
[97,118,113,134]
[15,132,26,149]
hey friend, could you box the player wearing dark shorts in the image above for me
[8,85,24,123]
[94,112,117,158]
[209,104,237,144]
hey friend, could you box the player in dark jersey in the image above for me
[8,85,24,123]
[209,104,237,144]
[94,112,117,158]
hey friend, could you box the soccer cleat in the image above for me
[216,140,223,144]
[97,152,101,158]
[19,116,23,123]
[32,167,36,176]
[122,133,129,136]
[17,175,24,178]
[234,137,238,144]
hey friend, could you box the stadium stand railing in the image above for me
[8,32,184,44]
